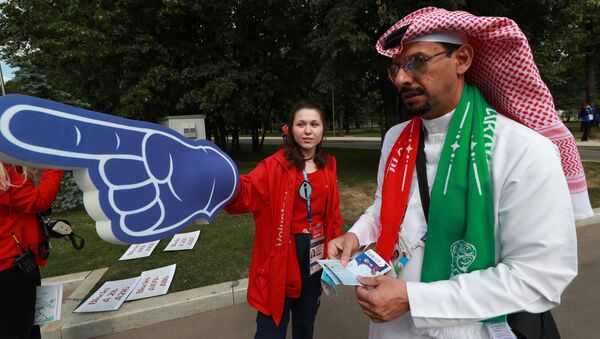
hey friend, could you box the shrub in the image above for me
[53,171,83,213]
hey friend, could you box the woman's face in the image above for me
[292,108,324,156]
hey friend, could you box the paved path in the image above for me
[97,224,600,339]
[240,136,600,161]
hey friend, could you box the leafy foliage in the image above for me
[52,171,83,213]
[0,0,598,138]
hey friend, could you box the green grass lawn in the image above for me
[42,145,600,295]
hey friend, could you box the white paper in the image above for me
[34,284,63,325]
[74,277,140,313]
[126,264,177,301]
[119,240,160,260]
[163,231,200,251]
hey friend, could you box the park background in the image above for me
[0,0,599,296]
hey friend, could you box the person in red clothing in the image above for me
[281,123,289,143]
[0,163,63,339]
[226,100,343,339]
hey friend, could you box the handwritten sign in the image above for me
[74,277,140,313]
[164,231,200,251]
[119,240,160,260]
[126,264,176,301]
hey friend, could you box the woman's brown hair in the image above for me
[284,100,328,170]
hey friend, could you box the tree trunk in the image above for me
[380,78,400,141]
[230,125,240,154]
[251,114,260,152]
[206,118,213,142]
[585,48,595,105]
[218,120,227,151]
[338,108,345,136]
[380,78,412,141]
[259,112,270,151]
[210,117,228,152]
[260,121,267,150]
[344,110,350,135]
[211,124,220,148]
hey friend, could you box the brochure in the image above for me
[318,249,391,295]
[34,284,63,325]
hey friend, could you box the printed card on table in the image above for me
[119,240,160,261]
[126,264,176,301]
[74,277,140,313]
[163,230,201,251]
[34,284,63,325]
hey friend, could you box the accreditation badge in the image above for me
[309,223,325,276]
[390,236,412,277]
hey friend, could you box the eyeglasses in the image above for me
[388,49,452,81]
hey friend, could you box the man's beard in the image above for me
[404,101,431,116]
[400,86,430,116]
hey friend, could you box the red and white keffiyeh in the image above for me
[376,7,593,219]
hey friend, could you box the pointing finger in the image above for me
[0,95,151,168]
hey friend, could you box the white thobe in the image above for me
[349,111,578,339]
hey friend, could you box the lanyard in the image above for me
[416,125,428,244]
[300,169,313,228]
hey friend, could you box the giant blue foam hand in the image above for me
[0,94,239,244]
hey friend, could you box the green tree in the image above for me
[5,64,89,108]
[3,0,595,144]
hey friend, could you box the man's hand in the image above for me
[327,232,360,266]
[355,275,409,323]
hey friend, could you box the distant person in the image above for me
[281,123,289,143]
[580,103,593,141]
[226,100,343,339]
[328,7,588,338]
[0,163,63,339]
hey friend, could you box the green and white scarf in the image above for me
[422,83,497,282]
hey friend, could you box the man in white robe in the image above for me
[328,7,591,339]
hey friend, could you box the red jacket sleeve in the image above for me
[8,169,64,214]
[225,160,270,214]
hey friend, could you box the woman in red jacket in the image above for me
[226,100,343,339]
[0,163,63,339]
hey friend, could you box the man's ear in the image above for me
[455,44,474,75]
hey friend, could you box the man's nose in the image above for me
[393,67,413,88]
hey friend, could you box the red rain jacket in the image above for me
[226,149,343,325]
[0,165,64,271]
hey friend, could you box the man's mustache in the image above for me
[399,86,426,95]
